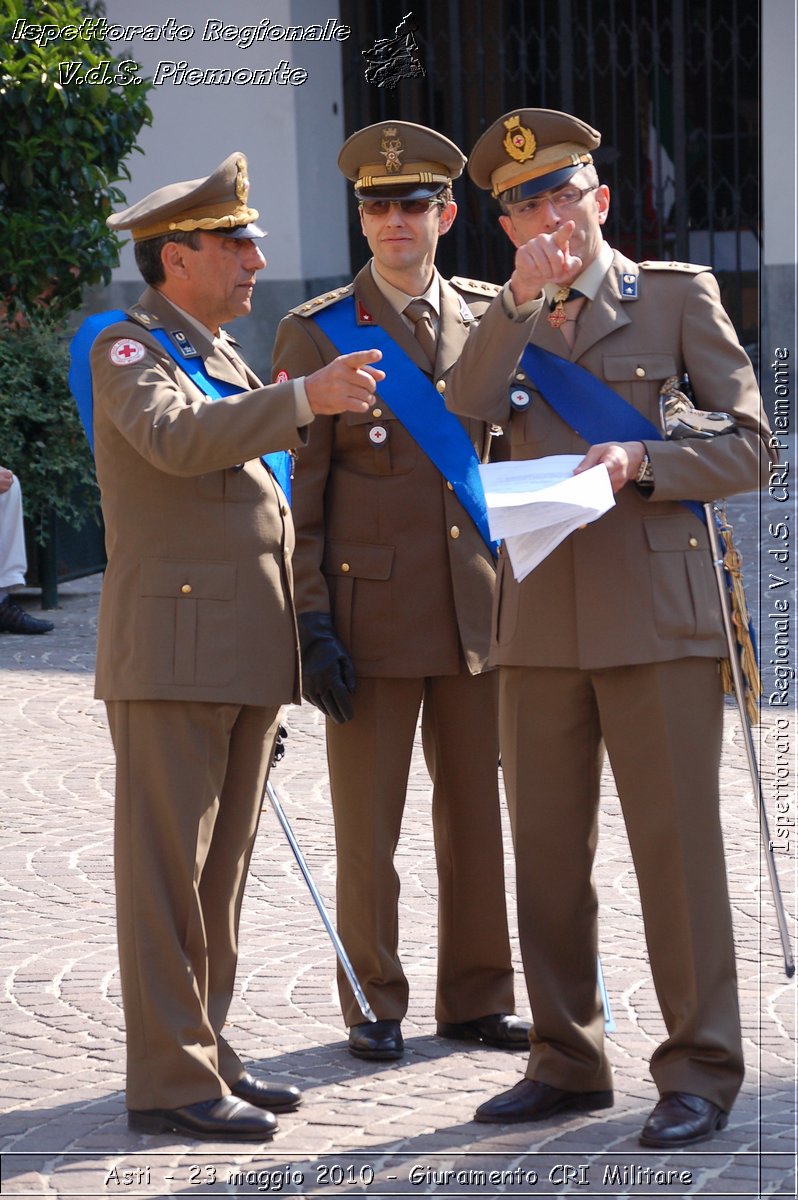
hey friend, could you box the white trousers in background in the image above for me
[0,477,28,591]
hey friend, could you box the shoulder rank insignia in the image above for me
[450,276,502,297]
[171,329,199,357]
[292,283,355,318]
[620,271,638,299]
[639,260,709,273]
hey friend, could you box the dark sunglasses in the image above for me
[359,198,445,216]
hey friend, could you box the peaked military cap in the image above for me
[107,151,265,242]
[468,109,601,202]
[339,120,466,201]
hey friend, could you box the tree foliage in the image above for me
[0,316,98,541]
[0,0,152,543]
[0,0,153,321]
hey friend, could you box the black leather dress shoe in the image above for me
[437,1012,531,1049]
[0,596,53,635]
[348,1019,404,1060]
[475,1078,614,1124]
[231,1072,302,1112]
[639,1092,728,1147]
[128,1096,277,1141]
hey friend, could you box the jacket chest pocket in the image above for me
[603,353,679,412]
[135,559,237,686]
[338,409,416,476]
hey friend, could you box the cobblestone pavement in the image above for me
[1,491,795,1198]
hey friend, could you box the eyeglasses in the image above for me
[359,198,445,216]
[508,184,598,217]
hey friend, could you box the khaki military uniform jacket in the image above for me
[91,287,311,705]
[272,264,502,676]
[446,250,771,670]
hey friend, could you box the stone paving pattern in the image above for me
[1,489,795,1198]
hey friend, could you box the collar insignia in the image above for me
[171,329,199,357]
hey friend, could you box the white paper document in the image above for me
[478,455,615,581]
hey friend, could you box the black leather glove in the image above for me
[297,611,356,724]
[271,723,288,768]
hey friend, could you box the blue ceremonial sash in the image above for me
[521,342,760,663]
[68,311,292,498]
[312,296,498,557]
[68,310,127,452]
[520,343,704,523]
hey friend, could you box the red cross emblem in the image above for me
[110,338,145,366]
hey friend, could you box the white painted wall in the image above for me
[101,0,349,282]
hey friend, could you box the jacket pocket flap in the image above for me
[603,353,678,382]
[324,541,394,579]
[344,404,397,426]
[140,558,236,599]
[644,516,708,552]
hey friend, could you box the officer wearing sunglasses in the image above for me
[273,121,530,1063]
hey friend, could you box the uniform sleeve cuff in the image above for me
[501,281,541,322]
[293,377,314,427]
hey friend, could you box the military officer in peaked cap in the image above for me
[88,152,383,1141]
[444,109,771,1145]
[272,121,530,1061]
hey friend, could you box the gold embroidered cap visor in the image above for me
[468,108,601,201]
[338,120,466,202]
[106,151,266,242]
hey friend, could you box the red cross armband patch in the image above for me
[109,338,146,366]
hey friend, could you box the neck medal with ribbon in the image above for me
[68,310,292,499]
[311,295,498,557]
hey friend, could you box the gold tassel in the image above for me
[715,505,762,725]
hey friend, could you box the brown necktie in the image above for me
[403,298,437,368]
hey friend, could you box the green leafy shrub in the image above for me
[0,316,98,541]
[0,0,152,542]
[1,0,153,321]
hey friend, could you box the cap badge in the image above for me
[380,127,404,174]
[234,157,250,203]
[503,115,536,164]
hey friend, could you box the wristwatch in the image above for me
[635,451,654,486]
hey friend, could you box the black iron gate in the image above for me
[340,0,760,350]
